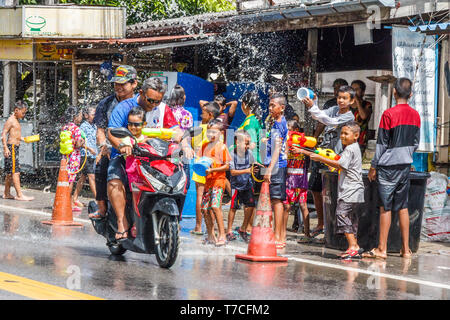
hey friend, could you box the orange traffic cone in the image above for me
[42,158,83,227]
[235,182,288,262]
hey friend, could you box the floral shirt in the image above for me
[62,122,82,184]
[170,105,193,131]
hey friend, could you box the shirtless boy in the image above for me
[2,100,34,201]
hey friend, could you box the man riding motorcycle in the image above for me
[106,77,192,241]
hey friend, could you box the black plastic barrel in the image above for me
[322,170,430,253]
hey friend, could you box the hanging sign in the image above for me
[36,44,73,61]
[392,26,437,152]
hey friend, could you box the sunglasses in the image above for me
[128,121,143,127]
[144,95,162,105]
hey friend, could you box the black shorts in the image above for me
[308,160,324,192]
[377,164,410,212]
[4,144,20,174]
[230,188,256,209]
[269,166,287,201]
[81,157,96,175]
[95,155,109,201]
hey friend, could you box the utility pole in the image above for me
[1,0,18,116]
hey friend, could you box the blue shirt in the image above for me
[80,121,97,158]
[108,95,139,158]
[230,150,254,191]
[265,116,288,168]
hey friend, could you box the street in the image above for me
[0,186,449,301]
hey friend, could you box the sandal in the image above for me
[115,230,128,241]
[297,235,313,244]
[226,232,237,241]
[202,238,215,245]
[190,230,204,236]
[275,241,286,249]
[88,210,106,219]
[311,227,324,238]
[340,248,364,260]
[74,200,84,208]
[400,249,413,259]
[215,239,227,247]
[72,206,82,212]
[362,248,387,260]
[237,229,250,243]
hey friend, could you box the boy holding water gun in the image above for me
[297,121,364,259]
[301,85,355,239]
[284,120,311,243]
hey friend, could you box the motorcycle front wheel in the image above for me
[155,214,179,268]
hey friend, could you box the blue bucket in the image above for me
[193,157,213,177]
[297,87,315,100]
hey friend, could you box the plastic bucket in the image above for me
[296,87,314,100]
[193,157,213,177]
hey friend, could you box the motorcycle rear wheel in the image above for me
[155,215,179,268]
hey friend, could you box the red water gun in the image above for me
[287,131,317,149]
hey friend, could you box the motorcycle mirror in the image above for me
[109,127,134,139]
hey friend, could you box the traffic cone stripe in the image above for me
[253,214,272,228]
[57,182,70,187]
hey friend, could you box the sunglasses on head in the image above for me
[128,121,143,127]
[145,95,162,105]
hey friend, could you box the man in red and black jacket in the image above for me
[364,77,421,260]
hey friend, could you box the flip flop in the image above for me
[115,230,128,241]
[226,232,237,241]
[362,248,387,260]
[311,228,324,238]
[275,241,286,249]
[72,206,82,212]
[190,230,204,236]
[88,211,106,219]
[215,239,227,247]
[297,235,313,244]
[340,248,364,260]
[202,238,215,245]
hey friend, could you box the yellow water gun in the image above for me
[23,134,40,143]
[314,148,341,161]
[142,128,174,140]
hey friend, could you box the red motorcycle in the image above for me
[89,127,193,268]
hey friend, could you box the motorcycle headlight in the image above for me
[141,166,171,193]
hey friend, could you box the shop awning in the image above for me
[408,22,450,35]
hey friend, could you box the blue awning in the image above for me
[408,22,450,35]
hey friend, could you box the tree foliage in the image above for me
[19,0,236,25]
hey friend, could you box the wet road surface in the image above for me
[0,199,449,300]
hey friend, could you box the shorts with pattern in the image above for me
[201,187,224,211]
[283,188,308,205]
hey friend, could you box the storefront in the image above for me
[0,5,126,170]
